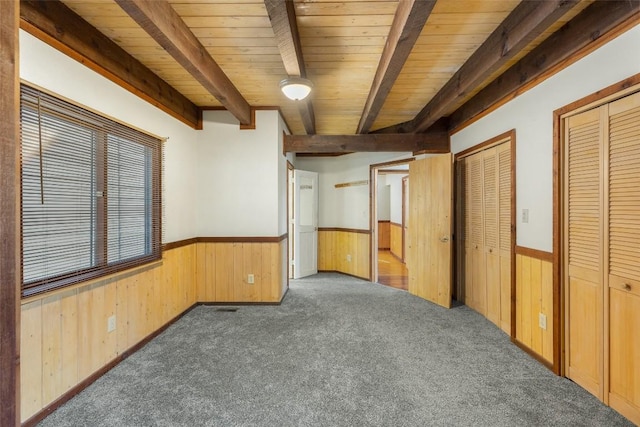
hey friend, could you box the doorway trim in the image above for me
[369,157,414,283]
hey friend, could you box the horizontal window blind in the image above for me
[20,85,162,297]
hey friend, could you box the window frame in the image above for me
[20,84,163,298]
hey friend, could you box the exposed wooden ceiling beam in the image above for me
[377,0,580,134]
[20,0,201,129]
[449,0,640,131]
[264,0,315,135]
[356,0,436,134]
[284,133,449,154]
[265,0,305,78]
[115,0,252,126]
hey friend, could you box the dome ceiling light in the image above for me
[279,77,313,101]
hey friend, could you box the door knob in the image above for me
[623,283,632,291]
[440,236,449,243]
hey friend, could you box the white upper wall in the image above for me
[279,115,293,236]
[377,177,391,221]
[196,110,283,237]
[19,31,199,243]
[387,174,406,224]
[451,24,640,252]
[20,31,289,242]
[295,152,411,229]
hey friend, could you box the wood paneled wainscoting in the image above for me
[318,228,370,280]
[377,220,390,250]
[195,237,288,303]
[514,247,554,367]
[390,222,403,260]
[20,236,288,424]
[20,244,197,423]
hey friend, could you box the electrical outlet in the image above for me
[538,313,547,330]
[107,315,116,333]
[346,254,352,262]
[247,274,255,284]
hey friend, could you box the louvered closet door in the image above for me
[461,158,474,306]
[607,92,640,423]
[483,147,501,326]
[566,107,604,400]
[469,153,486,314]
[497,143,512,335]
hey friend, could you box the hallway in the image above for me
[377,249,408,291]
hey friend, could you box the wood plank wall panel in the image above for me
[195,241,286,303]
[20,301,42,421]
[318,230,336,271]
[378,221,390,250]
[390,223,403,259]
[20,245,197,422]
[318,230,370,280]
[515,253,553,364]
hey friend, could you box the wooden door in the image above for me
[293,170,318,279]
[407,154,453,308]
[497,143,512,335]
[565,107,604,399]
[483,147,501,326]
[469,153,486,313]
[459,139,511,333]
[607,92,640,424]
[457,157,469,304]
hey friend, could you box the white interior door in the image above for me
[294,170,318,279]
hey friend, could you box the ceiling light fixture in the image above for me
[279,77,313,101]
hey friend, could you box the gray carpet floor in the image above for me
[38,273,632,426]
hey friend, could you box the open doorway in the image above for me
[370,159,413,290]
[288,168,319,279]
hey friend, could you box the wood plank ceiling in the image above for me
[33,0,632,143]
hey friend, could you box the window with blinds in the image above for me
[20,85,162,297]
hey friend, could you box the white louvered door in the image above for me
[565,91,640,425]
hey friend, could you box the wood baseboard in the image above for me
[511,337,557,374]
[198,288,289,306]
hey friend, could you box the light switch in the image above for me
[522,208,529,224]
